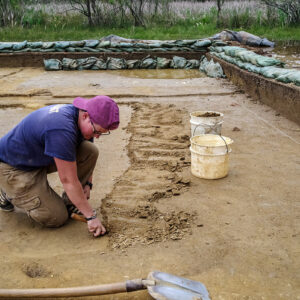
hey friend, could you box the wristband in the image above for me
[85,181,93,190]
[85,211,97,221]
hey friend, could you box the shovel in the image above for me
[0,271,210,299]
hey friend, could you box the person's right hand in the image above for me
[87,218,106,237]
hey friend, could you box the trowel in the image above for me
[0,271,210,300]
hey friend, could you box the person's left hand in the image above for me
[83,185,91,200]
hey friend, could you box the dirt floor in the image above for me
[0,68,299,300]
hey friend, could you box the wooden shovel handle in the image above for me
[0,280,150,298]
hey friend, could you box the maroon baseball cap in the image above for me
[73,95,119,130]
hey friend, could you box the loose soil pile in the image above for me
[102,102,196,250]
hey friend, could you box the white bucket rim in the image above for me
[190,134,234,147]
[190,146,231,156]
[190,110,224,118]
[190,119,224,126]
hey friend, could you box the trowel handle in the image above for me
[70,213,87,223]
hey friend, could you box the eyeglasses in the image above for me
[91,121,110,136]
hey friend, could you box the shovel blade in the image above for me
[147,271,210,300]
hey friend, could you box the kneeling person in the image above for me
[0,95,119,237]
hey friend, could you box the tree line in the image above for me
[0,0,299,28]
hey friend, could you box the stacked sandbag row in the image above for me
[210,46,300,86]
[0,38,218,53]
[44,55,202,71]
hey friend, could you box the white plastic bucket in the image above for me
[190,134,233,179]
[190,111,223,137]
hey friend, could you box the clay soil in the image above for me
[0,68,299,299]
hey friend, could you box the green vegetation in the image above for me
[0,1,299,42]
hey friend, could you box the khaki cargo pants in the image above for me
[0,141,98,227]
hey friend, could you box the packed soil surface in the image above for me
[0,68,299,300]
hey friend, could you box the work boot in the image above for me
[0,189,14,212]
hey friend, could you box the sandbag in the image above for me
[171,56,187,69]
[77,57,98,70]
[126,60,141,69]
[44,59,62,71]
[157,57,171,69]
[84,40,99,48]
[91,59,107,70]
[0,43,13,50]
[106,57,127,69]
[140,57,157,69]
[185,59,200,69]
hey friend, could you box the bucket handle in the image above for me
[218,135,229,154]
[192,121,223,137]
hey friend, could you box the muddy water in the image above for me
[270,44,300,68]
[107,69,206,79]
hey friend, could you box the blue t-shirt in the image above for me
[0,104,83,171]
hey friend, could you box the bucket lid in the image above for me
[190,134,233,147]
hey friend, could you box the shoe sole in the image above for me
[0,207,14,212]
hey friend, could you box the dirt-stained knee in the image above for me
[28,208,68,228]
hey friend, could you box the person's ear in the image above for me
[82,111,89,120]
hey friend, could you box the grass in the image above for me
[0,21,299,43]
[0,0,299,43]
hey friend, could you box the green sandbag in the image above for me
[55,41,70,49]
[77,57,98,70]
[171,56,187,69]
[276,70,300,85]
[126,60,141,69]
[44,59,62,71]
[91,59,107,70]
[209,46,224,53]
[81,47,99,52]
[75,47,87,52]
[27,42,43,48]
[97,41,110,48]
[175,40,196,46]
[40,49,56,52]
[212,41,228,46]
[13,41,27,50]
[193,40,211,48]
[84,40,99,48]
[140,57,157,69]
[243,62,261,73]
[157,57,171,69]
[161,42,175,48]
[14,48,30,53]
[287,71,300,86]
[205,60,224,78]
[276,71,295,83]
[148,42,164,48]
[42,42,55,49]
[0,43,13,50]
[65,47,76,52]
[185,59,200,69]
[62,58,78,70]
[118,42,133,48]
[199,56,209,72]
[70,41,86,47]
[259,66,283,78]
[106,57,127,69]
